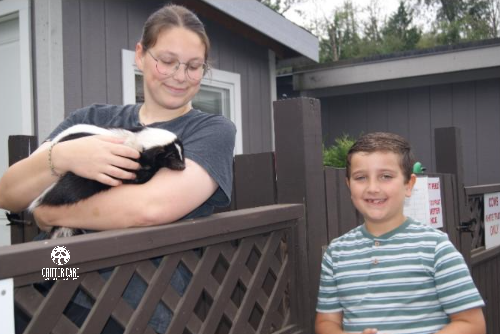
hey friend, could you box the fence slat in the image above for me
[80,263,138,334]
[8,135,39,244]
[24,278,80,334]
[233,152,276,210]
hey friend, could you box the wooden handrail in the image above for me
[0,204,303,281]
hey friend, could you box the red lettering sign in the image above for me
[489,197,499,207]
[430,208,441,215]
[428,183,440,190]
[490,224,499,236]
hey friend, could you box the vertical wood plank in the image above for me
[476,79,500,185]
[434,127,471,265]
[62,0,83,114]
[430,84,453,172]
[345,93,366,138]
[452,81,477,185]
[387,89,409,138]
[233,153,276,210]
[274,97,328,331]
[365,91,388,133]
[104,0,129,105]
[322,96,349,147]
[408,86,432,169]
[80,0,107,106]
[324,168,341,242]
[8,135,38,244]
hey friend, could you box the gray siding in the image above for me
[62,0,273,154]
[320,78,500,186]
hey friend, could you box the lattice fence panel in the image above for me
[468,194,486,250]
[14,229,293,334]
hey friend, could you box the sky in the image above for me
[282,0,434,36]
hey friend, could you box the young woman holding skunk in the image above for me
[0,4,235,230]
[0,4,235,333]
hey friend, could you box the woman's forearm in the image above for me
[34,159,217,230]
[0,142,57,212]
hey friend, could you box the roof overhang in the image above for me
[293,43,500,95]
[189,0,318,62]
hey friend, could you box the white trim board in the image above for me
[0,0,33,136]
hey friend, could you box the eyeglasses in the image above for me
[146,50,207,82]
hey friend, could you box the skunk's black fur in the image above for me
[29,124,185,239]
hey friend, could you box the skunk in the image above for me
[29,124,185,239]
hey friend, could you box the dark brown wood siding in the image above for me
[320,78,500,186]
[62,0,273,154]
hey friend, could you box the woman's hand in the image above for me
[52,135,141,186]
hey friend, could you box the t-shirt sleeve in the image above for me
[45,107,90,141]
[181,115,236,207]
[433,235,485,314]
[317,246,342,313]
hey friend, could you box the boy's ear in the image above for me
[345,177,351,189]
[405,173,417,197]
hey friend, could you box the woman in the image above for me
[0,4,235,229]
[0,4,235,333]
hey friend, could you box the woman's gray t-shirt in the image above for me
[47,103,236,218]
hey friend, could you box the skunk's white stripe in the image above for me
[175,143,183,161]
[134,127,177,150]
[28,182,57,212]
[52,124,117,143]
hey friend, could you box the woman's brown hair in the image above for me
[141,4,210,61]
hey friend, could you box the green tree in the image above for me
[316,1,362,62]
[417,0,496,43]
[257,0,303,14]
[381,1,421,52]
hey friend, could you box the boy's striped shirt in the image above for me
[317,218,484,334]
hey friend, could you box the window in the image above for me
[122,49,242,154]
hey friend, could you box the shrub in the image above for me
[323,135,356,167]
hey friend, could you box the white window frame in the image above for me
[199,68,242,154]
[0,0,33,135]
[122,49,243,154]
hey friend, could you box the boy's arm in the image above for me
[315,312,378,334]
[316,312,344,334]
[436,308,486,334]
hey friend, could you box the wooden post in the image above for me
[434,127,471,265]
[8,135,38,244]
[273,97,328,331]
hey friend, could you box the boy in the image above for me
[316,132,485,334]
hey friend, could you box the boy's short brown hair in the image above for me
[346,132,416,183]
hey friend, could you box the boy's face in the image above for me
[346,151,416,229]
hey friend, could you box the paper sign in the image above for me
[484,192,500,250]
[404,176,430,225]
[427,177,443,228]
[404,176,443,228]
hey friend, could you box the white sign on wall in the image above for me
[427,177,443,229]
[484,192,500,250]
[404,176,443,228]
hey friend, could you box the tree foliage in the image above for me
[417,0,495,43]
[257,0,304,14]
[261,0,500,63]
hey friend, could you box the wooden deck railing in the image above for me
[0,204,304,334]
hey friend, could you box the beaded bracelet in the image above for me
[48,142,62,177]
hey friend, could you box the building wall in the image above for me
[61,0,273,154]
[320,78,500,186]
